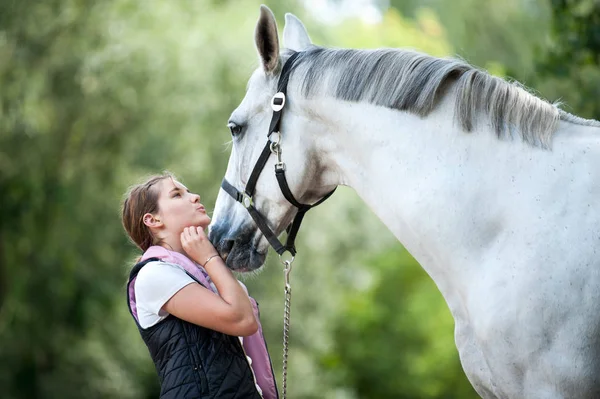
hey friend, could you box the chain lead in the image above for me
[282,259,293,399]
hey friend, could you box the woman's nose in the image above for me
[191,193,201,203]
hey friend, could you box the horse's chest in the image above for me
[452,287,600,399]
[454,319,509,398]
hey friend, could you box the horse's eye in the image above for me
[227,122,243,137]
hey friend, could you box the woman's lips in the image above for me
[196,206,205,213]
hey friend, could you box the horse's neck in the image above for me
[311,93,600,299]
[309,96,537,294]
[296,92,600,341]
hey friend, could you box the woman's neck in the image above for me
[158,236,184,255]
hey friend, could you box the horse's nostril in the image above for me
[222,239,234,254]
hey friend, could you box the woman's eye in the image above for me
[173,193,181,198]
[228,122,243,137]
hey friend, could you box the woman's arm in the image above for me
[163,226,258,336]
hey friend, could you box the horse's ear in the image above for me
[283,13,312,51]
[255,5,280,75]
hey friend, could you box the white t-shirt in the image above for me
[134,260,197,329]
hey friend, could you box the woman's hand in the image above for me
[166,226,258,336]
[180,226,218,266]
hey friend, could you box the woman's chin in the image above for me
[195,215,211,228]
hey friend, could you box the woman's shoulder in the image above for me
[134,260,197,327]
[135,261,194,297]
[135,260,195,308]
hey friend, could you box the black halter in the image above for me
[221,51,336,259]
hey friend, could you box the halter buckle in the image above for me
[271,92,286,112]
[241,193,253,209]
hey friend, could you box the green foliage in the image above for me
[530,0,600,119]
[388,0,552,76]
[0,1,141,397]
[328,7,451,57]
[322,247,479,398]
[546,0,600,65]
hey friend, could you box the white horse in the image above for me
[209,6,600,398]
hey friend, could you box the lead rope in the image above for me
[281,254,294,399]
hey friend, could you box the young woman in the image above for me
[122,172,278,399]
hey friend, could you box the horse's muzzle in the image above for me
[208,223,266,271]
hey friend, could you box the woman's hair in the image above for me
[121,172,175,252]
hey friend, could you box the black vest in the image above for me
[127,258,262,399]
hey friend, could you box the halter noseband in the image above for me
[221,51,336,259]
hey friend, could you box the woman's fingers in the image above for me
[181,227,193,245]
[181,230,189,247]
[181,226,204,243]
[179,226,216,264]
[181,226,207,249]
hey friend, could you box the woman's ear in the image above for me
[143,213,162,228]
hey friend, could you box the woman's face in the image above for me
[154,178,211,234]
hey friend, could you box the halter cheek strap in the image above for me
[221,50,336,258]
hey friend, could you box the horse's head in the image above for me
[208,6,336,271]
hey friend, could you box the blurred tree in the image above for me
[0,1,143,397]
[386,0,552,77]
[529,0,600,119]
[545,0,600,66]
[322,247,479,398]
[3,0,598,398]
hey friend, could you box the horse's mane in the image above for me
[286,47,600,148]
